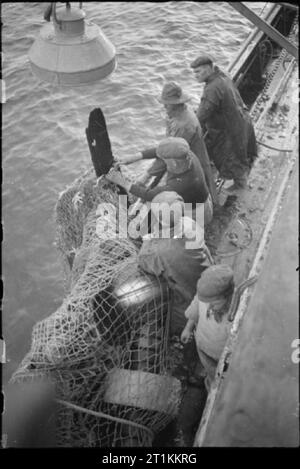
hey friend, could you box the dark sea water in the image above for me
[2,1,268,380]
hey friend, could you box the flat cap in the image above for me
[157,137,189,160]
[197,264,234,302]
[190,55,213,69]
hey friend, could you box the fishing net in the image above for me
[11,170,182,447]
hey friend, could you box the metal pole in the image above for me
[228,2,298,61]
[52,3,62,29]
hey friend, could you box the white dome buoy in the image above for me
[29,2,116,86]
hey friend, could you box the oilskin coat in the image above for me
[138,229,212,335]
[130,151,209,206]
[165,105,216,201]
[197,66,257,181]
[142,104,217,202]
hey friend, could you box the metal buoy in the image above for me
[29,2,116,86]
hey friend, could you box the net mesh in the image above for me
[11,170,182,447]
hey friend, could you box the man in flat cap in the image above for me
[114,82,217,204]
[106,136,213,225]
[191,55,257,191]
[181,264,234,390]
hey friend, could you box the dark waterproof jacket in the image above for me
[141,105,217,202]
[130,151,209,205]
[138,233,212,335]
[197,66,257,180]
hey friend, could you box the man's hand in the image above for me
[112,153,141,170]
[180,327,193,344]
[105,169,132,192]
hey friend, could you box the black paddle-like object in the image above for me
[86,108,164,196]
[86,108,115,178]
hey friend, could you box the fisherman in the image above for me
[106,136,213,226]
[191,55,257,191]
[181,264,234,390]
[117,82,217,203]
[137,191,214,336]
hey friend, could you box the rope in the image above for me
[56,398,155,440]
[257,140,293,152]
[228,275,259,321]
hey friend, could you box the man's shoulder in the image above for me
[191,152,205,176]
[206,73,228,90]
[174,107,199,129]
[202,75,226,104]
[183,106,199,121]
[214,72,237,95]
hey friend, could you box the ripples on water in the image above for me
[2,1,266,379]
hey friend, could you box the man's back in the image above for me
[165,151,209,204]
[165,105,216,201]
[132,150,209,204]
[138,221,212,334]
[196,302,230,361]
[199,67,246,137]
[196,65,257,184]
[166,104,200,141]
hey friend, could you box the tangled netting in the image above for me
[11,170,182,447]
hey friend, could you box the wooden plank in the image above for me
[195,68,299,447]
[104,369,181,415]
[197,157,299,447]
